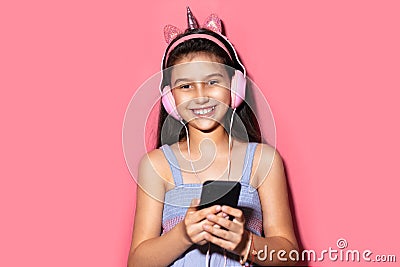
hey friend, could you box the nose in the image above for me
[193,82,209,104]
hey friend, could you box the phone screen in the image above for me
[198,180,241,210]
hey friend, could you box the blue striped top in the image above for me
[159,143,263,266]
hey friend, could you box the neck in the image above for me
[181,124,231,158]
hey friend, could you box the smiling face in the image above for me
[170,53,232,131]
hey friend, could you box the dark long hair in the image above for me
[157,28,261,148]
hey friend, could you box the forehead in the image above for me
[170,54,230,82]
[173,52,224,65]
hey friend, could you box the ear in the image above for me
[202,14,222,34]
[164,25,183,44]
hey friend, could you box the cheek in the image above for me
[172,91,191,108]
[211,88,231,105]
[171,91,183,103]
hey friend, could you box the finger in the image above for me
[202,218,218,228]
[184,218,213,244]
[187,198,200,213]
[216,211,228,217]
[185,199,201,227]
[214,212,226,226]
[221,206,245,223]
[203,232,237,252]
[203,224,234,241]
[220,212,229,220]
[188,205,221,224]
[215,211,229,220]
[206,213,240,232]
[190,229,209,244]
[202,218,221,228]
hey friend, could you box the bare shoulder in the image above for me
[251,143,284,188]
[139,148,168,172]
[257,143,283,167]
[138,147,174,196]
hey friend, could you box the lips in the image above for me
[191,106,216,116]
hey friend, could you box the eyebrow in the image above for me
[173,73,225,86]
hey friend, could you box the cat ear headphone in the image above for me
[160,7,247,121]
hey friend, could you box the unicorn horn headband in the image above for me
[187,6,199,30]
[161,7,246,76]
[163,6,222,44]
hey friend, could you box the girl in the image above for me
[128,8,298,267]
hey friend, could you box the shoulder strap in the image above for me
[160,144,183,186]
[241,143,258,185]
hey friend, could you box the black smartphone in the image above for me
[199,180,241,210]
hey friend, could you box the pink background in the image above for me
[1,0,399,266]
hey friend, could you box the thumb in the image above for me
[187,198,200,212]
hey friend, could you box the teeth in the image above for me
[193,106,215,115]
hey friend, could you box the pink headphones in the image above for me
[160,34,247,120]
[160,8,247,121]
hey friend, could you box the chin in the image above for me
[190,119,222,132]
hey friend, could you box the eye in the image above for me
[208,80,219,85]
[178,83,192,89]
